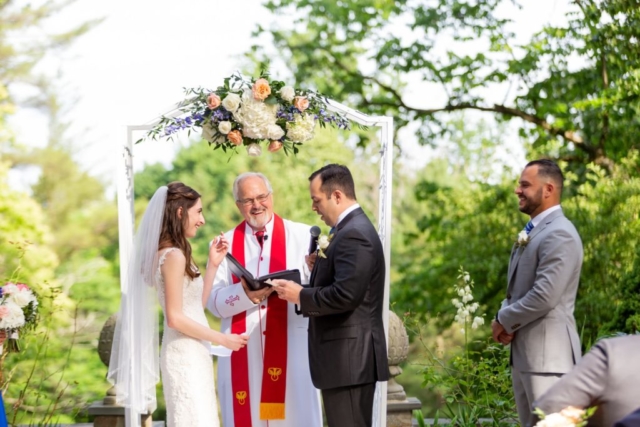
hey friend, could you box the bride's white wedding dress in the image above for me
[156,248,220,427]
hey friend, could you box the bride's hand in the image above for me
[209,233,229,267]
[221,333,249,351]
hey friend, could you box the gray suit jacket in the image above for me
[534,335,640,427]
[498,208,583,373]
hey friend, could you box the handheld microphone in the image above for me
[308,226,321,254]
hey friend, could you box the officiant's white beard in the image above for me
[247,209,271,231]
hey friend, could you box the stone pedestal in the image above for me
[88,402,153,427]
[386,311,422,427]
[388,397,423,427]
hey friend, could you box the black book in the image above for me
[225,253,301,291]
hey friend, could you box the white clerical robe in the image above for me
[206,217,322,427]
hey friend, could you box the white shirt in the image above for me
[531,205,562,228]
[334,203,360,228]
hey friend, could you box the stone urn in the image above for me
[387,310,410,401]
[98,313,119,405]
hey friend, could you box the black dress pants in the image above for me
[321,382,376,427]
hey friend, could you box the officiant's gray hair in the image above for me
[233,172,274,200]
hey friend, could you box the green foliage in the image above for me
[406,270,516,425]
[606,225,640,334]
[251,0,640,169]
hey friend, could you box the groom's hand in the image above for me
[491,319,513,345]
[272,279,302,304]
[241,277,274,304]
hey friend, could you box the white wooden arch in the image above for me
[117,99,394,427]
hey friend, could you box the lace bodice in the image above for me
[156,248,208,330]
[156,247,219,427]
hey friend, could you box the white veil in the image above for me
[108,186,167,427]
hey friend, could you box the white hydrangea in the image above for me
[233,90,279,140]
[10,288,35,308]
[286,113,316,143]
[0,301,26,329]
[266,124,285,140]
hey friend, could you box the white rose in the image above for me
[535,413,575,427]
[246,143,262,157]
[318,235,330,250]
[266,124,285,140]
[279,86,295,102]
[517,230,529,245]
[218,121,232,134]
[222,93,241,113]
[10,289,33,308]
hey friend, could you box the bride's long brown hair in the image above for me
[159,182,201,279]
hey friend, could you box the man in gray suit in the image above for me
[534,334,640,427]
[492,159,584,427]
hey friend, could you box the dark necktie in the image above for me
[524,220,534,235]
[255,230,265,248]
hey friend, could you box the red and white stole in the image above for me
[230,215,288,426]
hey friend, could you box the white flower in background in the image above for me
[0,301,25,329]
[222,93,241,113]
[517,230,530,247]
[234,90,278,139]
[452,268,485,333]
[10,288,34,308]
[2,283,17,295]
[279,86,295,102]
[471,316,485,330]
[286,113,316,142]
[246,143,262,157]
[218,121,232,134]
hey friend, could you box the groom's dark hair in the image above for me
[526,159,564,195]
[309,164,357,200]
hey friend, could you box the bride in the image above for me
[108,182,249,427]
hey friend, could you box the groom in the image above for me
[274,164,389,427]
[492,159,583,426]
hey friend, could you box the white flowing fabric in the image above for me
[108,186,167,427]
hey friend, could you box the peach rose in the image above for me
[293,96,309,112]
[0,306,9,318]
[252,78,271,101]
[227,130,243,146]
[268,141,283,152]
[207,93,221,109]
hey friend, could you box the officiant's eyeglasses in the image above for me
[237,192,271,207]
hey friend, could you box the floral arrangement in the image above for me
[534,406,595,427]
[451,268,484,334]
[316,233,334,259]
[0,282,39,353]
[516,230,530,247]
[140,71,351,156]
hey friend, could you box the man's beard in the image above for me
[247,210,269,229]
[519,188,542,215]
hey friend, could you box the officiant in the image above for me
[206,172,322,427]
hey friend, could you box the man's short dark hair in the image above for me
[526,159,564,194]
[309,164,357,200]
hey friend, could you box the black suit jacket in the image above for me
[300,207,389,390]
